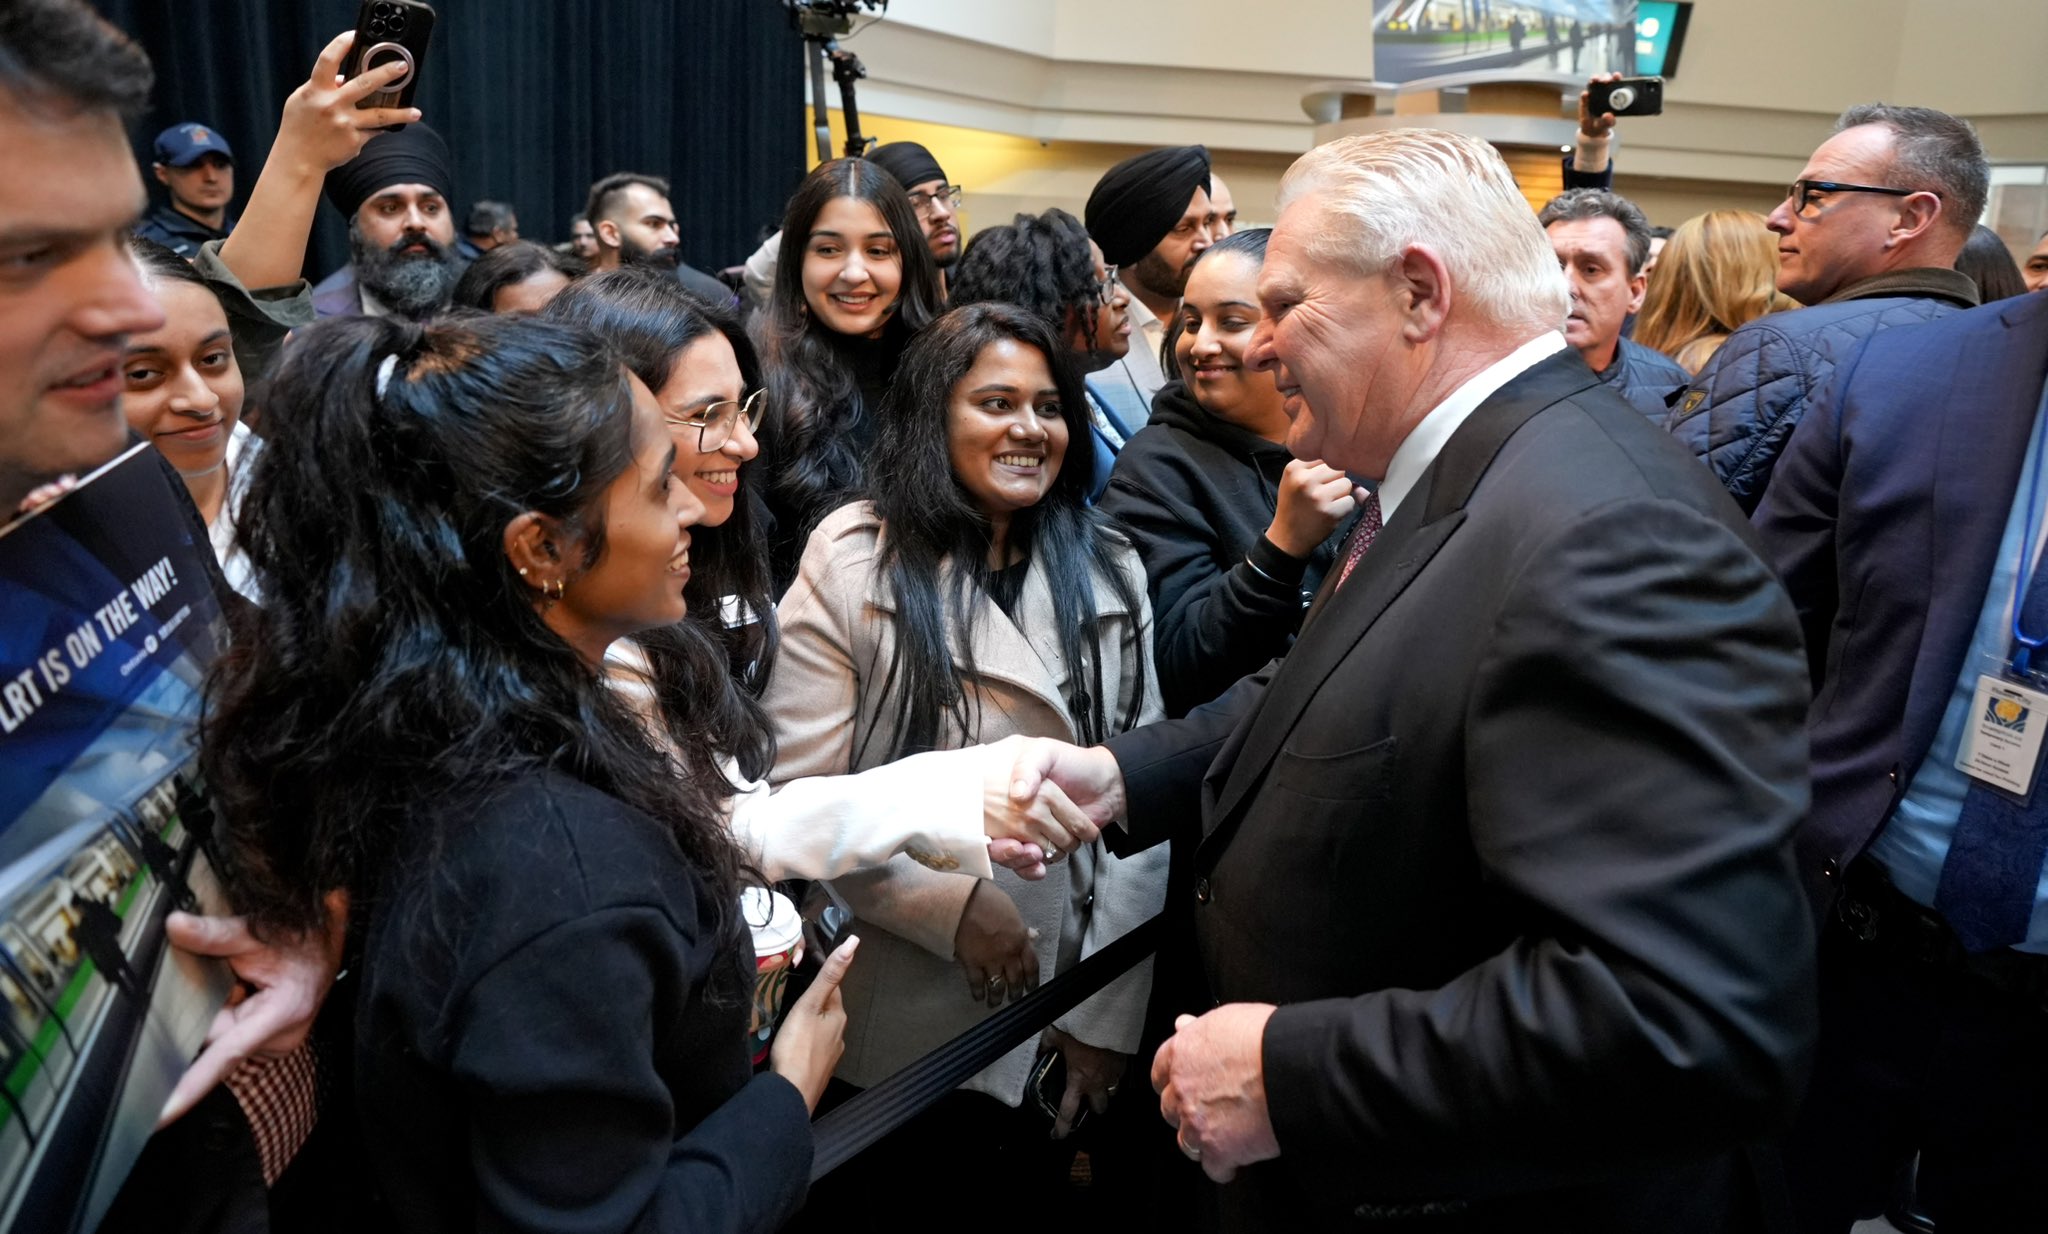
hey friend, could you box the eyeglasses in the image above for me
[906,184,964,217]
[1784,179,1926,217]
[663,389,765,453]
[1094,264,1121,305]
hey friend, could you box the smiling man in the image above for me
[1668,104,1985,513]
[1006,127,1817,1233]
[1539,189,1687,419]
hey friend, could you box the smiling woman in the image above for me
[123,236,259,594]
[753,158,944,588]
[763,302,1166,1225]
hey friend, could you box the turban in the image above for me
[323,123,455,221]
[866,141,948,192]
[1085,145,1211,268]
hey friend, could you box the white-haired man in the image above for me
[1007,129,1817,1230]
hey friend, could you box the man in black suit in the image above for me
[1008,128,1817,1231]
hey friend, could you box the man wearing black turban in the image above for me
[1083,144,1215,431]
[312,123,462,320]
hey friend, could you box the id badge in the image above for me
[1955,663,2048,797]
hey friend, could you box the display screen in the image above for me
[1634,1,1693,77]
[1373,2,1638,85]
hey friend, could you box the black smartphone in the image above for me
[1028,1049,1092,1133]
[1588,76,1663,118]
[340,0,436,132]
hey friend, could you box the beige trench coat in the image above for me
[764,502,1168,1106]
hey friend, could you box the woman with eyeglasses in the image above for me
[1099,229,1363,717]
[547,269,1087,895]
[764,303,1167,1223]
[754,158,944,590]
[948,207,1135,504]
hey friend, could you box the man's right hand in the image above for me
[982,735,1099,878]
[275,31,420,181]
[1578,71,1623,144]
[1006,738,1128,834]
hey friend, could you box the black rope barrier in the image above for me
[808,912,1164,1180]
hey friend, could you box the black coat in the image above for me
[355,770,811,1233]
[1104,351,1817,1231]
[1098,381,1349,717]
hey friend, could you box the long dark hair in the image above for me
[202,313,748,935]
[947,207,1105,360]
[865,303,1147,759]
[754,158,943,549]
[1956,223,2027,303]
[545,267,780,717]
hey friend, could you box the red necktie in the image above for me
[1335,492,1383,590]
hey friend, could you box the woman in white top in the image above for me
[545,268,1086,883]
[123,236,263,598]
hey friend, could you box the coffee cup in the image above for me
[743,887,805,1064]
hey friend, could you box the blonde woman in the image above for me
[1635,210,1799,374]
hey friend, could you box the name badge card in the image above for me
[1956,673,2048,796]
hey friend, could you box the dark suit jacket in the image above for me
[1753,291,2048,919]
[1104,350,1817,1231]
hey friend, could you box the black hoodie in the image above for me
[1098,380,1351,717]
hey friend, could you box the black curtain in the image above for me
[92,0,805,281]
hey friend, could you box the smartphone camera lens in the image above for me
[1609,86,1636,111]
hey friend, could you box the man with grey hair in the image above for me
[1539,187,1688,419]
[1004,128,1816,1231]
[1669,103,1986,512]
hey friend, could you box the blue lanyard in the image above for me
[2010,387,2048,676]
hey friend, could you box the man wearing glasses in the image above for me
[741,141,965,306]
[1667,104,1984,513]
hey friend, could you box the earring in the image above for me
[518,566,529,577]
[543,578,565,602]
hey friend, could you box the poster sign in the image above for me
[0,444,234,1234]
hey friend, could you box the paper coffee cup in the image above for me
[743,887,805,1064]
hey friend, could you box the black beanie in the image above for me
[1084,145,1211,268]
[323,123,455,220]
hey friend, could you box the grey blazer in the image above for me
[764,502,1167,1106]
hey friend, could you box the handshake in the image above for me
[977,735,1127,879]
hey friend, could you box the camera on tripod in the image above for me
[788,0,886,40]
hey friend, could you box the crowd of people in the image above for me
[4,1,2047,1231]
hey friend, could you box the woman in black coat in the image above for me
[1098,229,1365,716]
[202,312,856,1232]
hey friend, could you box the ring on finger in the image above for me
[1178,1132,1201,1162]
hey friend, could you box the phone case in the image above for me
[341,0,436,131]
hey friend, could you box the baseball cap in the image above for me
[154,122,234,168]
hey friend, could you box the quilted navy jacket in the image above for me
[1665,267,1979,513]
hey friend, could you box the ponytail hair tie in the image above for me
[374,353,400,401]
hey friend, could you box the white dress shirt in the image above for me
[1376,331,1567,527]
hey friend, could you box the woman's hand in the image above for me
[769,935,860,1113]
[1265,459,1361,559]
[953,880,1038,1008]
[1042,1027,1129,1139]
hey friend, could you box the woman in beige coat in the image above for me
[764,304,1167,1219]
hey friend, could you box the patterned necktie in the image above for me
[1937,544,2048,953]
[1335,491,1384,590]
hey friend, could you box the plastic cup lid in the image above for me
[742,886,803,955]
